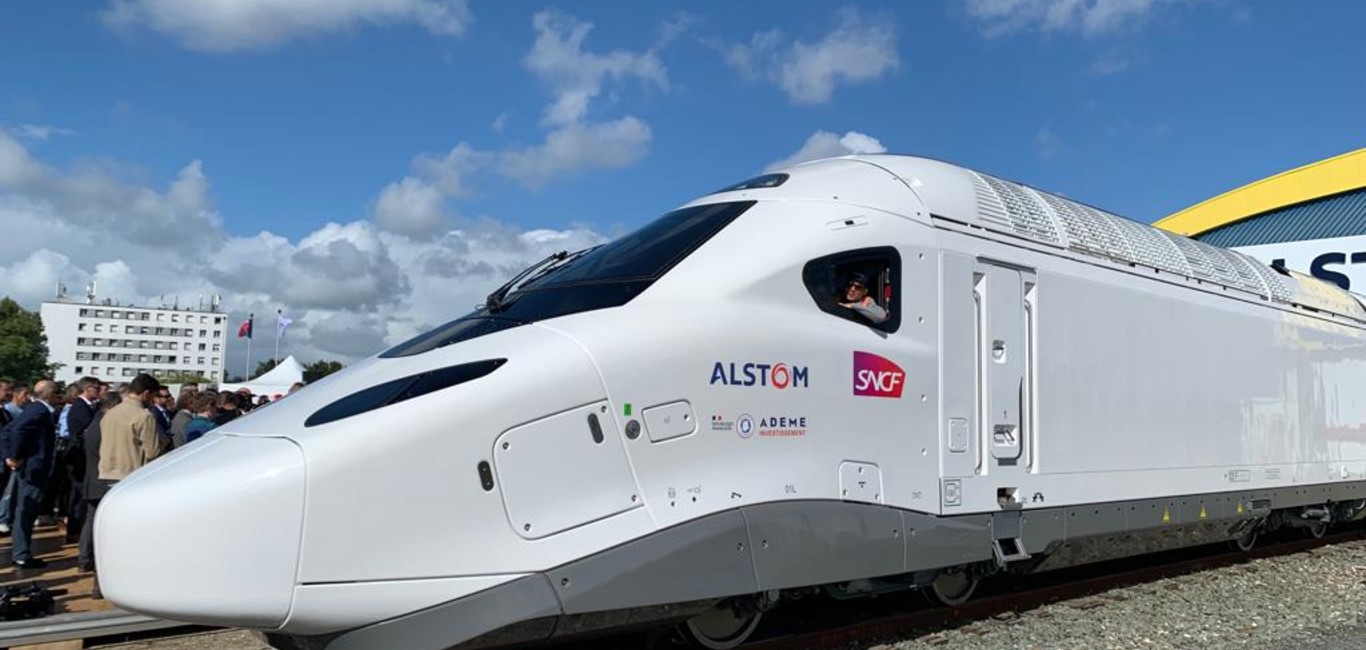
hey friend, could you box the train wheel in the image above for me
[1231,529,1257,552]
[680,605,763,650]
[927,568,979,606]
[1306,520,1328,539]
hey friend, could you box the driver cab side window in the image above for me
[802,247,901,333]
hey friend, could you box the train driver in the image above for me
[838,272,888,324]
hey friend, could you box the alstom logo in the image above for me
[854,352,905,398]
[710,362,809,389]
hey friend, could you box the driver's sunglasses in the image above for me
[847,282,867,291]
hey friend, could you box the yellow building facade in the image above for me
[1155,148,1366,291]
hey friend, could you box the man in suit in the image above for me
[62,377,100,544]
[4,379,59,568]
[148,386,173,453]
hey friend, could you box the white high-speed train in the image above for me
[97,155,1366,649]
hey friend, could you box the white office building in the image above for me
[41,299,229,385]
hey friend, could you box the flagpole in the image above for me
[275,308,282,365]
[245,312,254,380]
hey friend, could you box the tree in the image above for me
[0,298,58,382]
[253,358,279,379]
[303,360,344,383]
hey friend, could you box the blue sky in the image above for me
[2,0,1364,365]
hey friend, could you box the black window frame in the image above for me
[801,247,902,333]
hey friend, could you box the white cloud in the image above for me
[524,9,668,127]
[371,8,672,209]
[0,131,609,371]
[499,117,651,189]
[966,0,1177,38]
[1035,127,1061,159]
[4,124,77,142]
[765,130,888,172]
[101,0,472,52]
[722,9,899,105]
[374,178,448,239]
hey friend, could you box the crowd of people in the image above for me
[0,374,305,595]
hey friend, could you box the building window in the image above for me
[76,352,88,361]
[171,314,179,322]
[122,354,133,362]
[95,310,105,318]
[80,309,90,317]
[156,313,164,322]
[214,317,223,325]
[140,341,149,349]
[212,344,221,352]
[200,316,208,324]
[123,368,135,377]
[213,330,221,338]
[198,357,205,365]
[139,355,149,363]
[75,366,84,373]
[91,368,99,375]
[93,324,103,332]
[77,337,87,346]
[212,357,220,366]
[198,343,206,351]
[107,367,115,375]
[78,323,87,331]
[200,329,207,337]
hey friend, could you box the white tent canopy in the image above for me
[219,355,305,398]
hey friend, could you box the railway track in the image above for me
[0,609,201,649]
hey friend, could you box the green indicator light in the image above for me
[624,403,633,416]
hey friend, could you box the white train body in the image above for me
[96,156,1366,648]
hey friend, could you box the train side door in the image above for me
[975,261,1036,500]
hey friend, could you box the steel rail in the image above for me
[0,609,196,648]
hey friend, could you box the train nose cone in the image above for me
[96,435,306,628]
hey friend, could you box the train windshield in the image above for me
[382,201,754,357]
[513,201,755,292]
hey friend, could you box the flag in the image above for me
[278,314,294,338]
[238,315,254,339]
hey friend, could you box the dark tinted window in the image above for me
[802,247,901,333]
[521,201,754,290]
[305,359,506,427]
[381,202,753,358]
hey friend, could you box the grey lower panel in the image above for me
[307,480,1366,650]
[904,510,992,571]
[744,500,904,590]
[325,575,561,650]
[547,509,756,614]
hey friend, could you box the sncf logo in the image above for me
[853,351,905,398]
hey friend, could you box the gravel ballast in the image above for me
[877,539,1366,650]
